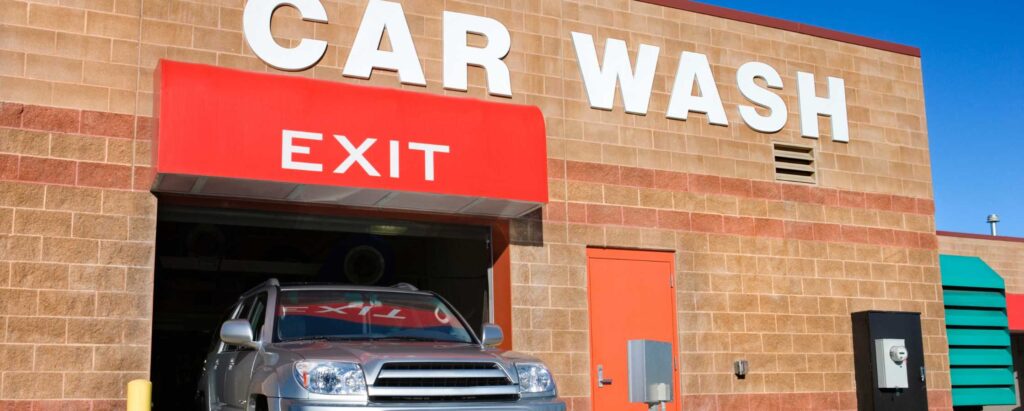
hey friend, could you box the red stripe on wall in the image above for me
[637,0,921,57]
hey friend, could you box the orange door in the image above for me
[587,248,679,411]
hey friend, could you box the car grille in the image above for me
[369,362,519,403]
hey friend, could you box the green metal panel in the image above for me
[950,367,1015,386]
[940,254,1015,407]
[941,254,1006,289]
[944,308,1009,327]
[948,348,1013,366]
[946,328,1011,347]
[943,289,1007,309]
[951,387,1017,407]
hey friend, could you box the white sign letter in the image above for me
[334,136,381,177]
[282,130,322,172]
[343,0,426,86]
[666,51,728,126]
[408,142,449,181]
[737,61,788,133]
[243,0,328,71]
[570,32,659,115]
[389,140,400,178]
[443,11,512,97]
[797,72,849,142]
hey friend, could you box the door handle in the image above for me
[597,365,613,387]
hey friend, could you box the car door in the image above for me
[210,298,252,411]
[204,302,242,410]
[223,292,268,410]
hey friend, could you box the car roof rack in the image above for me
[241,278,281,297]
[390,282,419,291]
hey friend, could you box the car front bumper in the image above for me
[272,398,566,411]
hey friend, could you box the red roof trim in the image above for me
[637,0,921,58]
[937,231,1024,244]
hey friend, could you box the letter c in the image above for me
[243,0,328,71]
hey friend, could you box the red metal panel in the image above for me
[1007,293,1024,331]
[153,60,548,207]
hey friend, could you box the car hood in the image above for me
[266,341,541,380]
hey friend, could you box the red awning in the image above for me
[152,60,548,218]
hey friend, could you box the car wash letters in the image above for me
[242,0,852,142]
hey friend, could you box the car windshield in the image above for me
[274,289,474,344]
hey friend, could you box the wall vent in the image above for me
[773,143,816,184]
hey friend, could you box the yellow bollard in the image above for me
[126,379,152,411]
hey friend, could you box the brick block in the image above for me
[585,204,621,225]
[25,53,83,83]
[51,133,107,161]
[94,345,149,371]
[69,264,126,291]
[63,372,130,398]
[28,3,87,33]
[81,110,134,138]
[0,288,37,315]
[42,237,99,264]
[74,213,128,240]
[0,25,56,55]
[54,32,113,62]
[39,290,97,316]
[35,345,94,371]
[0,153,17,179]
[18,155,78,185]
[67,318,123,344]
[2,372,64,399]
[98,240,151,266]
[13,209,73,236]
[0,102,25,127]
[46,185,103,212]
[0,128,49,156]
[692,213,724,233]
[85,11,139,40]
[10,262,68,289]
[6,316,66,343]
[52,82,110,112]
[96,291,150,318]
[21,105,80,133]
[77,162,132,188]
[140,18,192,47]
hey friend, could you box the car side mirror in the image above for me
[221,319,260,349]
[481,323,504,348]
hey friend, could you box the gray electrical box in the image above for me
[627,340,674,404]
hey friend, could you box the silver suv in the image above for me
[197,279,565,411]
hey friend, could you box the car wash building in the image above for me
[0,0,952,409]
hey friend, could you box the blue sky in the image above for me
[698,1,1024,237]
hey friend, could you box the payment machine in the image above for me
[627,340,674,411]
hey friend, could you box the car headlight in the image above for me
[515,363,555,396]
[294,361,367,396]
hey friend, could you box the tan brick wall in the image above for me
[939,234,1024,294]
[0,105,154,406]
[0,0,947,409]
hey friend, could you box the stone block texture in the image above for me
[0,0,947,409]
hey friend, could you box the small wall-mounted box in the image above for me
[627,340,674,404]
[875,338,909,389]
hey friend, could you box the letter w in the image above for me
[571,32,659,115]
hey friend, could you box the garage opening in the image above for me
[150,204,494,409]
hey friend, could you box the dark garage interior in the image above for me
[150,204,493,409]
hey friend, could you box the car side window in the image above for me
[247,293,268,343]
